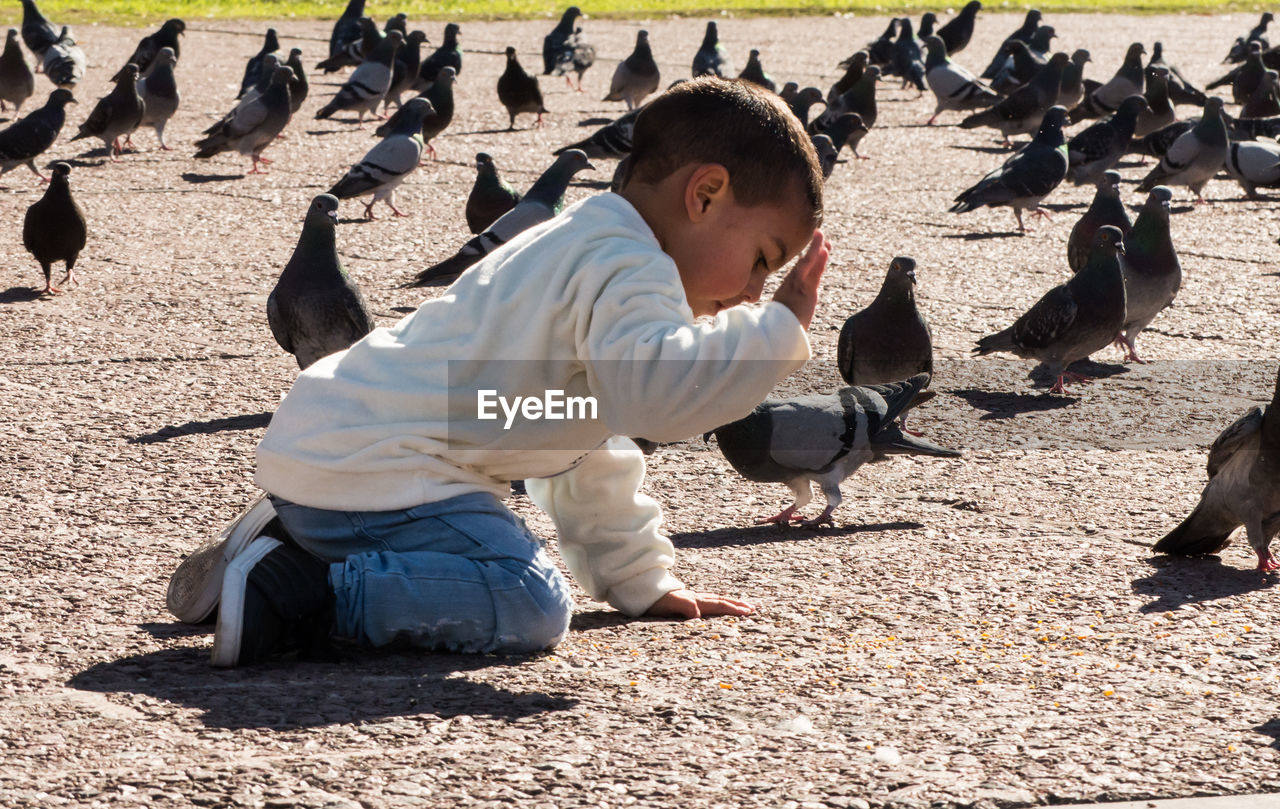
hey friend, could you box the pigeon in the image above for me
[133,46,179,150]
[1138,97,1228,204]
[552,27,595,92]
[19,0,58,68]
[543,6,582,75]
[316,30,403,124]
[836,257,934,436]
[383,14,408,37]
[975,225,1127,394]
[1153,365,1280,572]
[385,30,427,111]
[1208,41,1266,105]
[951,105,1069,231]
[377,65,455,157]
[1224,12,1274,63]
[268,194,376,371]
[497,46,547,129]
[1148,41,1205,107]
[466,152,521,234]
[1242,69,1280,118]
[70,64,144,162]
[1225,137,1280,197]
[1057,48,1091,109]
[1133,66,1176,139]
[239,29,282,99]
[1067,170,1131,274]
[406,149,594,288]
[787,86,825,128]
[195,65,294,173]
[1115,186,1179,363]
[960,52,1068,145]
[0,30,34,113]
[811,133,838,180]
[1229,110,1280,140]
[553,103,640,158]
[923,35,998,125]
[693,20,732,77]
[327,96,431,219]
[318,16,377,73]
[979,9,1041,80]
[828,51,867,104]
[989,40,1048,96]
[936,0,981,57]
[22,161,84,295]
[1069,42,1145,122]
[739,49,777,93]
[41,26,83,89]
[603,30,659,110]
[707,374,959,526]
[1141,118,1195,161]
[120,18,184,77]
[0,87,72,180]
[416,22,462,90]
[1067,94,1150,185]
[834,64,880,129]
[918,12,938,39]
[817,111,869,163]
[327,0,366,64]
[284,48,309,114]
[888,19,926,94]
[862,19,899,68]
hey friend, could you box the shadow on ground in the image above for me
[672,521,924,548]
[1132,555,1278,612]
[131,412,273,444]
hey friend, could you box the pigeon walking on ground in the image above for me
[888,19,926,94]
[923,35,997,125]
[1138,96,1228,204]
[70,64,144,162]
[195,65,293,174]
[1225,137,1280,197]
[318,16,377,74]
[1154,365,1280,572]
[416,22,462,90]
[327,96,431,219]
[268,195,376,371]
[1067,170,1131,274]
[1113,185,1179,363]
[739,49,777,93]
[0,30,35,113]
[466,152,521,234]
[239,29,282,99]
[406,149,594,287]
[693,21,732,77]
[120,18,184,76]
[989,40,1048,95]
[327,0,366,65]
[960,52,1068,145]
[133,47,179,150]
[1224,13,1273,63]
[974,225,1127,395]
[937,0,981,56]
[42,27,83,89]
[0,87,72,180]
[497,46,547,129]
[604,30,659,110]
[1056,48,1091,109]
[816,112,869,166]
[707,374,959,527]
[22,161,84,295]
[828,51,867,104]
[384,30,426,112]
[552,28,595,91]
[951,106,1069,232]
[825,64,880,130]
[543,6,582,74]
[1133,66,1176,140]
[1069,42,1145,122]
[377,65,455,156]
[19,0,58,69]
[1067,94,1150,185]
[316,30,403,124]
[979,9,1041,79]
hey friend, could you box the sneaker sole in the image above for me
[167,494,278,624]
[211,536,283,668]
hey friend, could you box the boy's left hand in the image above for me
[645,589,754,619]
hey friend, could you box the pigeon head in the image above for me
[436,66,457,86]
[1099,169,1122,195]
[504,46,517,59]
[358,18,376,35]
[1092,225,1126,257]
[154,46,177,66]
[118,63,140,84]
[48,88,75,106]
[309,194,341,228]
[49,162,71,182]
[1265,12,1275,25]
[885,256,918,290]
[1147,65,1168,81]
[923,35,946,59]
[797,86,824,106]
[554,148,595,174]
[749,48,760,59]
[270,65,294,86]
[289,47,303,60]
[1126,42,1146,59]
[921,12,937,27]
[1205,96,1225,115]
[1249,40,1264,55]
[1117,94,1152,118]
[1035,105,1069,138]
[1029,26,1056,50]
[5,29,16,44]
[163,19,185,35]
[963,0,981,13]
[407,30,428,46]
[1151,41,1164,60]
[866,65,882,82]
[780,81,799,101]
[386,30,405,47]
[397,96,434,128]
[476,152,494,170]
[1144,185,1174,214]
[636,30,650,46]
[1071,48,1091,65]
[444,22,460,41]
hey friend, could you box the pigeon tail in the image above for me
[1153,503,1234,556]
[973,326,1016,356]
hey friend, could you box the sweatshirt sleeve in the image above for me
[524,435,685,617]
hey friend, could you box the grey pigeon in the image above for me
[317,30,403,124]
[828,51,867,104]
[708,374,959,526]
[208,53,280,137]
[497,46,547,129]
[827,64,879,130]
[1138,97,1228,204]
[960,52,1068,145]
[416,22,462,90]
[1242,69,1280,118]
[552,27,595,92]
[738,48,777,93]
[19,0,58,67]
[1141,118,1195,161]
[1224,13,1274,63]
[384,30,426,111]
[951,105,1069,232]
[376,65,455,158]
[328,0,366,62]
[1225,137,1280,197]
[1069,42,1145,122]
[973,225,1127,395]
[811,133,838,180]
[1057,48,1091,109]
[1210,41,1265,105]
[466,152,521,234]
[133,46,179,151]
[788,86,825,128]
[406,150,594,287]
[22,161,84,295]
[195,65,294,173]
[327,96,431,219]
[1154,365,1280,572]
[318,16,376,74]
[0,30,34,113]
[1067,94,1150,185]
[70,64,144,162]
[979,9,1041,80]
[936,0,981,57]
[1148,41,1205,107]
[1114,186,1179,363]
[284,48,309,114]
[989,39,1047,96]
[1067,170,1131,274]
[554,102,640,158]
[42,26,83,89]
[603,30,659,110]
[120,18,184,77]
[693,21,732,77]
[887,19,926,94]
[239,29,282,99]
[923,35,998,125]
[268,194,376,370]
[863,18,899,68]
[543,6,582,75]
[817,112,869,164]
[1133,66,1176,139]
[0,87,72,180]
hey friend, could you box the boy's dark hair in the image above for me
[623,77,824,225]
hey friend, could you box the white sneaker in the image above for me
[166,493,280,624]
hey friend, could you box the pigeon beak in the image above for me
[907,270,917,284]
[584,160,597,171]
[1116,242,1126,255]
[328,211,339,225]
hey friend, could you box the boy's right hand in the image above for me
[772,230,830,331]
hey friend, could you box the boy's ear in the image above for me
[684,163,731,222]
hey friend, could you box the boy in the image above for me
[177,77,831,667]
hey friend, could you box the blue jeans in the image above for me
[268,492,573,654]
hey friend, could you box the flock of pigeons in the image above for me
[6,1,1278,571]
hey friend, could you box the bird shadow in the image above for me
[181,172,245,184]
[0,286,44,303]
[305,128,352,136]
[940,231,1025,240]
[337,216,373,225]
[574,179,612,191]
[67,643,577,730]
[1042,200,1085,212]
[129,411,273,444]
[1063,358,1130,381]
[1170,204,1197,214]
[1254,719,1280,751]
[1131,555,1278,613]
[670,520,924,548]
[63,156,110,170]
[948,143,1015,154]
[576,116,612,126]
[456,126,530,136]
[950,387,1079,419]
[390,306,417,314]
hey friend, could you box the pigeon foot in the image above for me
[755,507,799,525]
[801,508,836,527]
[1256,549,1280,572]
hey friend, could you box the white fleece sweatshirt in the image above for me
[255,192,810,616]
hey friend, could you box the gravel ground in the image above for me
[3,11,1280,809]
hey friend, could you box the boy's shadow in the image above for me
[68,641,577,730]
